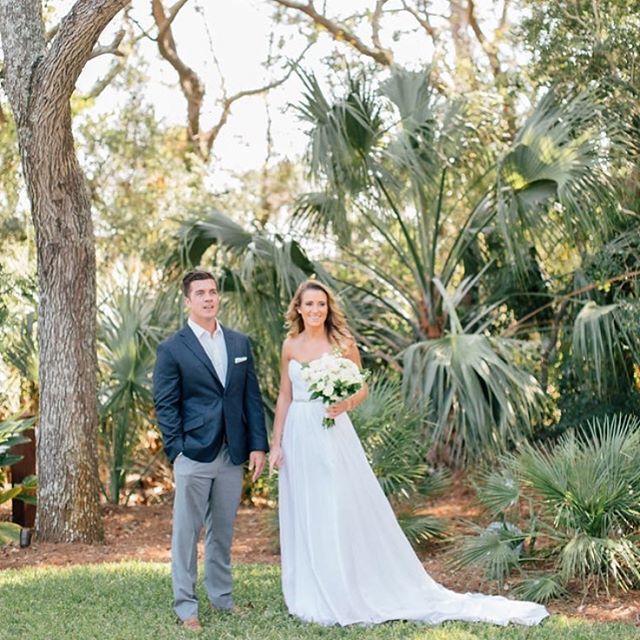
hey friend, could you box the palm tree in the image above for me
[293,67,628,464]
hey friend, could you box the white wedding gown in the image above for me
[278,359,549,627]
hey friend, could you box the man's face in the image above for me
[185,278,220,325]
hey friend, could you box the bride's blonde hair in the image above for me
[286,280,353,348]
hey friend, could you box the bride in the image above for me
[268,279,549,627]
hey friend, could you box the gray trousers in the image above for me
[171,446,244,621]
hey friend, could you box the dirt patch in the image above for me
[0,501,279,569]
[1,482,638,626]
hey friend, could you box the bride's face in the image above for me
[298,288,329,329]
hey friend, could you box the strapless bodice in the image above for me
[288,359,318,403]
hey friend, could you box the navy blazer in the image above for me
[153,323,268,465]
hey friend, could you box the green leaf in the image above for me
[403,331,546,465]
[512,574,568,603]
[0,486,22,505]
[0,521,21,545]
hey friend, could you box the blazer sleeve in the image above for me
[243,339,269,453]
[153,341,183,463]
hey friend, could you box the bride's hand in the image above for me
[269,446,284,475]
[326,398,351,419]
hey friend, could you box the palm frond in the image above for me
[3,312,38,384]
[296,69,382,196]
[380,67,442,186]
[475,461,522,517]
[519,414,640,535]
[403,332,546,465]
[397,511,447,545]
[97,265,171,503]
[512,574,567,603]
[559,532,640,592]
[497,90,618,269]
[572,300,640,396]
[0,521,21,545]
[451,522,525,584]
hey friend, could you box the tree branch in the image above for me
[504,269,640,338]
[86,59,126,97]
[400,0,439,42]
[40,0,131,103]
[371,0,389,51]
[201,52,307,158]
[88,27,126,59]
[466,0,501,78]
[157,0,190,39]
[498,0,510,32]
[271,0,393,66]
[150,0,204,142]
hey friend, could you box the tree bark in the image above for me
[0,0,130,542]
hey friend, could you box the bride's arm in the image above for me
[326,340,368,420]
[269,341,293,473]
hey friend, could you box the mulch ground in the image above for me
[1,478,638,626]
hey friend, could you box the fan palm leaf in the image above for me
[97,265,171,503]
[403,330,546,465]
[572,300,640,396]
[167,209,326,402]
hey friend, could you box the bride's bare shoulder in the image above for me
[282,336,301,360]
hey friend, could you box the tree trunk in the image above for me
[0,0,130,542]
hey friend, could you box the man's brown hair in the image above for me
[182,270,218,297]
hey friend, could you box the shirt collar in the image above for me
[188,317,224,339]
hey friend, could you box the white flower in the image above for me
[300,353,366,427]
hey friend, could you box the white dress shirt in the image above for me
[188,317,228,386]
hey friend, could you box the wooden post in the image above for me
[11,427,36,528]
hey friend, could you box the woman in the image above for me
[269,279,548,627]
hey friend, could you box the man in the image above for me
[153,270,268,631]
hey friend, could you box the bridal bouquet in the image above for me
[300,353,365,427]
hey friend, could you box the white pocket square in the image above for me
[234,356,248,364]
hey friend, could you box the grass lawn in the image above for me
[0,562,636,640]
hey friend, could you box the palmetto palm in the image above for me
[97,265,177,504]
[351,374,449,545]
[569,227,640,397]
[460,413,640,600]
[0,416,35,544]
[294,67,623,464]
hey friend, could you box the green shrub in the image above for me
[0,415,36,544]
[453,413,640,600]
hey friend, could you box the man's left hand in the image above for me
[248,451,266,482]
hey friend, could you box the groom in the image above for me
[153,270,268,631]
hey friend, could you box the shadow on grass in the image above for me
[0,562,636,640]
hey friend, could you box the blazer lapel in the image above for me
[179,325,223,388]
[223,329,237,387]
